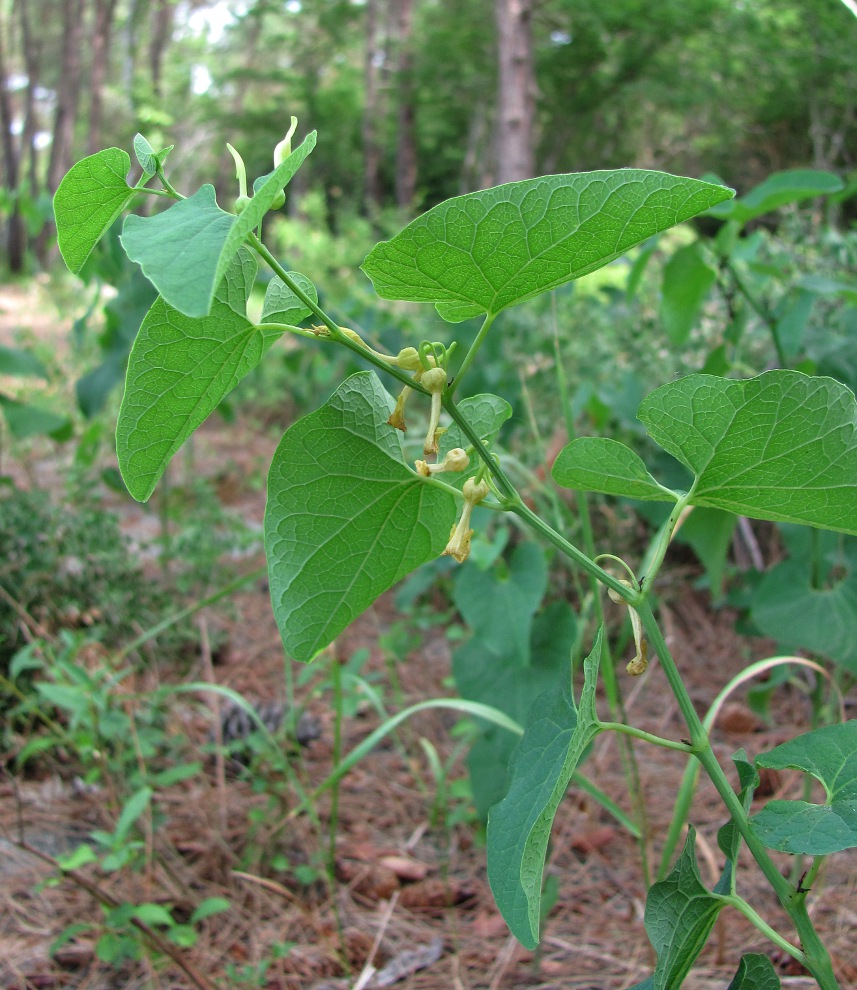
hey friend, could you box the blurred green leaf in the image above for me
[660,242,717,346]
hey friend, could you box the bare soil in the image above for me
[1,283,855,990]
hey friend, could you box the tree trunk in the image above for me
[363,0,382,209]
[394,0,416,209]
[149,0,173,99]
[17,0,42,195]
[88,0,118,154]
[495,0,535,184]
[46,0,85,194]
[0,9,26,271]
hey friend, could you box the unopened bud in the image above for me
[274,116,299,167]
[395,347,422,372]
[415,448,469,477]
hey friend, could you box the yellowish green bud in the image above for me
[395,347,422,372]
[415,448,469,477]
[274,116,299,167]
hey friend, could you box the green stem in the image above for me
[248,234,423,393]
[599,722,694,754]
[441,394,636,604]
[551,314,651,884]
[717,893,807,967]
[640,494,691,596]
[449,312,496,394]
[254,322,320,340]
[638,601,840,990]
[726,259,785,367]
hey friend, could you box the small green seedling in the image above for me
[52,123,857,990]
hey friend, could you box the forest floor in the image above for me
[2,281,856,990]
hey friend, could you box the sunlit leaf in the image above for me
[552,437,679,502]
[117,251,275,501]
[363,171,733,322]
[54,148,135,273]
[122,134,316,318]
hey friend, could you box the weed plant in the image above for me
[35,125,857,990]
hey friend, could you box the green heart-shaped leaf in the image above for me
[749,721,857,855]
[362,170,733,322]
[639,371,857,534]
[54,148,135,273]
[265,372,457,663]
[751,534,857,673]
[121,134,316,318]
[727,954,781,990]
[117,251,274,501]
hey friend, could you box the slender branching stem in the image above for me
[717,893,807,967]
[598,722,695,753]
[638,601,840,990]
[449,311,496,394]
[248,234,425,393]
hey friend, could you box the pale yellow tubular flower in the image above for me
[444,478,490,563]
[420,367,447,456]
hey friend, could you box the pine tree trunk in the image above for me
[363,0,382,209]
[394,0,416,209]
[495,0,535,184]
[88,0,118,154]
[0,8,25,271]
[46,0,85,194]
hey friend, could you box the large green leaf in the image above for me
[116,251,273,501]
[660,242,717,346]
[54,148,136,273]
[639,371,857,534]
[748,721,857,855]
[643,828,726,990]
[265,372,457,663]
[362,171,733,322]
[552,437,679,502]
[121,134,316,318]
[486,628,603,949]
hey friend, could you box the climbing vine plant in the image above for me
[54,124,857,990]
